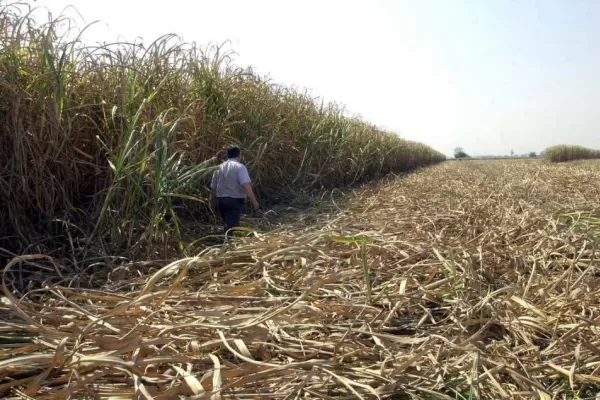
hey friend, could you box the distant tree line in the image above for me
[453,147,539,160]
[454,147,469,159]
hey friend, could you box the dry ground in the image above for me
[2,159,600,399]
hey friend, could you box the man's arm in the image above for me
[210,170,218,210]
[238,166,259,210]
[242,183,259,210]
[210,189,217,210]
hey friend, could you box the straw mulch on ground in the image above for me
[2,160,600,399]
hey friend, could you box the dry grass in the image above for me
[543,145,600,163]
[2,159,600,399]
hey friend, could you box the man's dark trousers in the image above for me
[217,197,245,236]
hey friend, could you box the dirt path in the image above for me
[2,160,600,399]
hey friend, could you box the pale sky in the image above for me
[33,0,600,156]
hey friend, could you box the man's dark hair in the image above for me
[227,146,241,159]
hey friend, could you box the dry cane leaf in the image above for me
[173,364,205,395]
[209,354,222,400]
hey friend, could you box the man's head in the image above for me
[227,146,241,159]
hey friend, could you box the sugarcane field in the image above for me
[2,1,600,399]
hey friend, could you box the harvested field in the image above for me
[3,159,600,399]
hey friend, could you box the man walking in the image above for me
[210,146,259,236]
